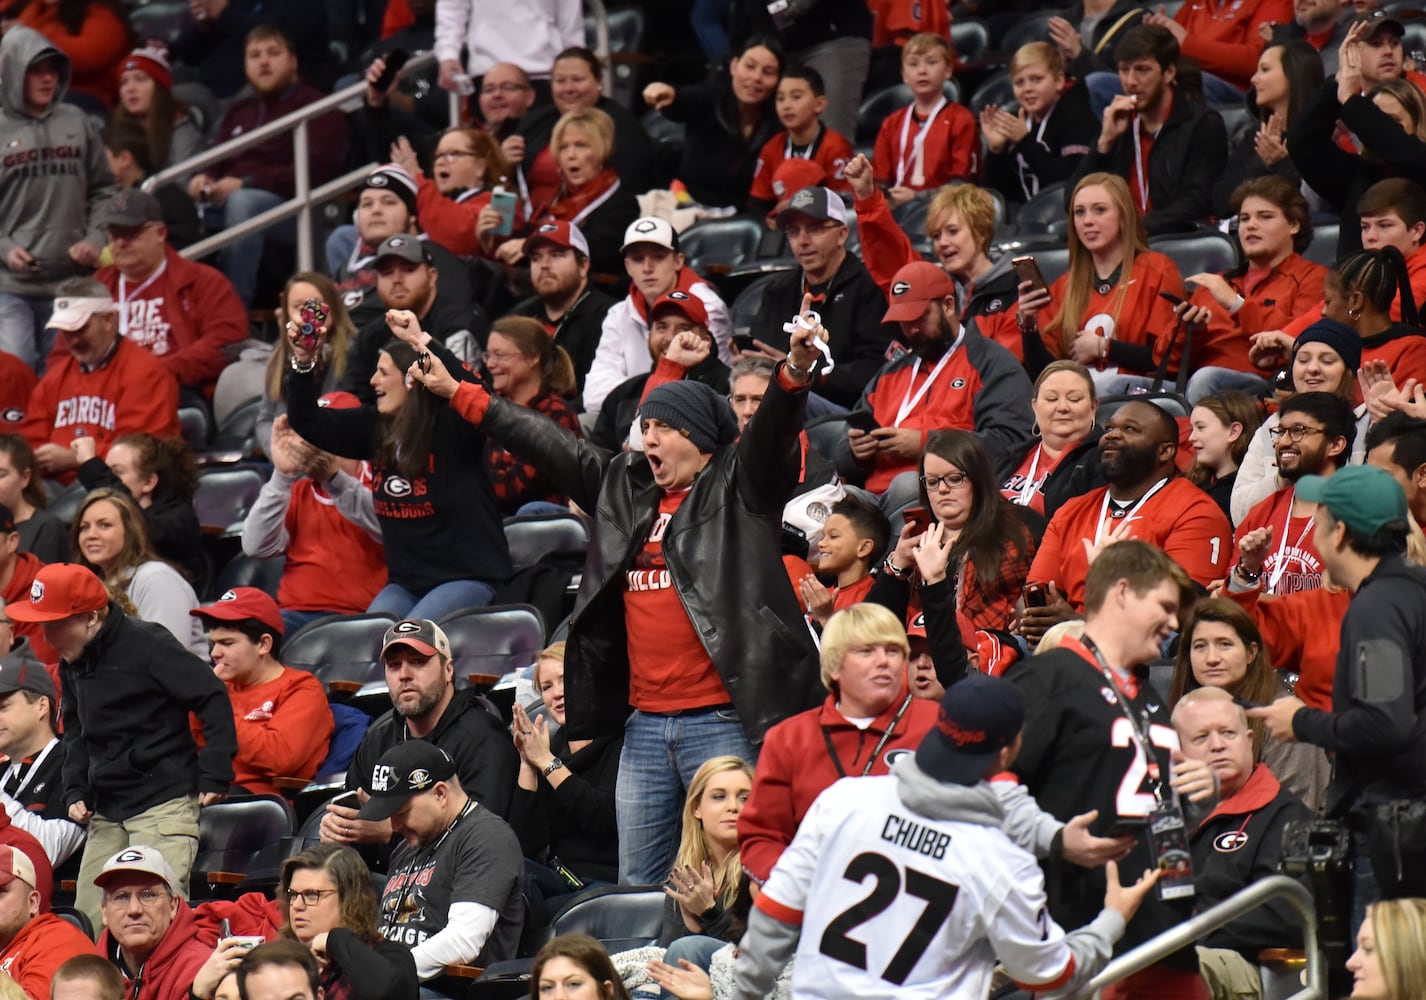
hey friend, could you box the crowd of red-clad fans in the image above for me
[4,0,1426,997]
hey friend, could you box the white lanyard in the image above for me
[1017,443,1045,506]
[1094,477,1169,546]
[1131,116,1153,215]
[1014,105,1055,201]
[2,738,57,801]
[896,97,947,187]
[1268,489,1315,593]
[569,178,620,226]
[784,125,819,160]
[893,328,963,427]
[118,259,167,338]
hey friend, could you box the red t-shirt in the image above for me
[1233,487,1324,595]
[279,479,387,614]
[625,490,727,712]
[750,126,854,200]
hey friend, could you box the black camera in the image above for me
[1280,819,1352,998]
[1280,819,1351,877]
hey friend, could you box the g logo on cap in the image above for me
[29,581,42,602]
[668,291,690,300]
[219,590,237,602]
[115,848,147,863]
[388,236,406,247]
[393,620,422,634]
[538,224,558,233]
[891,281,911,296]
[369,174,389,186]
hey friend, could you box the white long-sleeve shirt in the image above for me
[434,0,585,78]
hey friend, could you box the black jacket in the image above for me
[323,929,420,1000]
[348,690,519,820]
[866,574,970,688]
[1211,110,1305,219]
[474,368,823,744]
[1004,428,1107,522]
[984,84,1098,205]
[1294,553,1426,815]
[60,603,236,821]
[507,730,622,884]
[547,182,641,288]
[1289,81,1426,257]
[515,98,658,207]
[1062,1,1150,78]
[512,286,618,398]
[748,253,896,409]
[1190,764,1312,955]
[591,356,731,452]
[76,457,203,586]
[341,294,482,403]
[657,80,779,211]
[1072,91,1228,235]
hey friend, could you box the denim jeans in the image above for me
[1186,366,1270,404]
[0,292,52,370]
[208,187,295,308]
[659,935,728,998]
[366,579,496,620]
[281,608,334,636]
[616,707,757,885]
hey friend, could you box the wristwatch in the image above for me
[1234,564,1261,584]
[543,757,566,777]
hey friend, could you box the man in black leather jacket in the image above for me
[411,308,826,884]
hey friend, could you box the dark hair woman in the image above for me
[112,43,203,173]
[0,435,65,563]
[529,934,631,1000]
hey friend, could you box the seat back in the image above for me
[52,906,94,941]
[967,69,1015,116]
[1013,181,1068,235]
[679,217,765,276]
[214,554,285,600]
[438,605,547,683]
[951,19,991,62]
[999,13,1054,54]
[129,1,190,48]
[193,468,265,536]
[47,482,87,529]
[194,795,296,887]
[729,271,794,340]
[549,886,668,953]
[283,613,396,688]
[503,514,590,571]
[1149,231,1240,277]
[210,396,264,455]
[855,82,961,144]
[1097,391,1193,424]
[1304,222,1340,267]
[179,406,212,451]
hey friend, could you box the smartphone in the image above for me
[902,507,932,534]
[1022,582,1048,609]
[732,333,756,353]
[373,48,410,91]
[1011,255,1047,294]
[1106,815,1148,838]
[490,189,518,236]
[332,790,361,810]
[1158,290,1185,308]
[845,410,880,433]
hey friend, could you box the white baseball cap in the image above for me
[621,216,678,253]
[49,295,116,332]
[95,845,178,892]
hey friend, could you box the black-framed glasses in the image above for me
[283,888,338,907]
[1267,424,1326,443]
[919,472,970,491]
[434,150,480,162]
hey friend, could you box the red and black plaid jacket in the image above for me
[484,390,582,514]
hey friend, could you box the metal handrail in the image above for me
[587,0,612,94]
[142,51,444,269]
[1082,876,1324,999]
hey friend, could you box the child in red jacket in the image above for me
[873,33,979,209]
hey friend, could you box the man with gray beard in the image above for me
[318,619,517,846]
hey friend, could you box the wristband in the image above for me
[289,354,317,375]
[1228,294,1246,315]
[1234,564,1261,584]
[882,554,913,581]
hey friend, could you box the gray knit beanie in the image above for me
[639,380,738,453]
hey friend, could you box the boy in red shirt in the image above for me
[873,33,979,208]
[795,495,888,627]
[749,65,853,220]
[189,588,333,797]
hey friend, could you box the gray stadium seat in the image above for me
[856,81,961,145]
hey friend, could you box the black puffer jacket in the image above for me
[474,368,823,744]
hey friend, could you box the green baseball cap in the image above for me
[1295,466,1408,535]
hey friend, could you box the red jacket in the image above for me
[750,126,854,200]
[1194,255,1326,373]
[1,553,56,665]
[212,667,334,797]
[99,897,211,1000]
[1282,243,1426,338]
[0,813,50,914]
[0,912,99,999]
[0,352,35,430]
[15,4,128,111]
[211,81,347,197]
[65,247,249,393]
[1222,582,1347,712]
[873,100,979,190]
[1175,0,1294,91]
[22,338,180,484]
[738,690,939,883]
[416,180,494,258]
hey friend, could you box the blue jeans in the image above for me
[1186,366,1270,404]
[366,579,496,620]
[617,708,757,885]
[208,187,295,307]
[281,608,334,636]
[878,469,922,522]
[659,936,727,998]
[0,293,52,370]
[1353,833,1378,943]
[1093,371,1157,395]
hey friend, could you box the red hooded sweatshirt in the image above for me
[99,897,211,1000]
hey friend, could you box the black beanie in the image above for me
[1294,318,1362,373]
[639,380,738,453]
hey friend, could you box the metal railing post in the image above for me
[449,88,462,128]
[1082,876,1324,999]
[293,119,312,272]
[587,0,612,95]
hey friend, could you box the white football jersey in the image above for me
[756,775,1078,999]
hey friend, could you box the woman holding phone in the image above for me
[1015,172,1184,387]
[388,127,509,259]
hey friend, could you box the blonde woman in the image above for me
[1348,899,1426,1000]
[1015,172,1184,389]
[256,272,356,452]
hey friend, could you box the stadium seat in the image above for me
[729,270,796,341]
[1018,245,1070,288]
[1303,222,1339,267]
[53,906,93,941]
[895,196,934,255]
[283,613,396,695]
[128,1,190,49]
[951,19,991,63]
[204,396,265,462]
[1013,182,1068,236]
[968,69,1015,117]
[193,467,265,537]
[535,885,667,955]
[193,795,295,899]
[503,514,590,571]
[179,406,212,452]
[213,553,285,600]
[47,482,86,529]
[998,13,1054,56]
[1149,231,1240,277]
[679,217,765,276]
[1404,19,1426,60]
[1217,106,1252,140]
[1098,391,1193,425]
[855,82,961,145]
[805,414,849,465]
[437,604,547,687]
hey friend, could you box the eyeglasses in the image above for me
[782,221,840,240]
[283,888,338,907]
[481,82,528,95]
[484,350,526,364]
[103,888,169,908]
[434,150,480,162]
[1267,424,1326,443]
[919,472,970,491]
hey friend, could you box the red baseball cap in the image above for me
[883,261,956,323]
[190,587,284,636]
[524,220,590,257]
[318,391,362,410]
[7,564,108,623]
[649,290,709,329]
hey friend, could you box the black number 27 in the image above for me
[818,851,960,985]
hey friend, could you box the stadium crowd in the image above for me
[0,0,1424,997]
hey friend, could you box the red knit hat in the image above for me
[122,43,173,90]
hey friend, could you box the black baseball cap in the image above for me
[915,673,1025,785]
[356,741,457,820]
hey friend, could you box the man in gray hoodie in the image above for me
[732,673,1161,999]
[0,27,115,370]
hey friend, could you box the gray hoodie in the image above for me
[0,27,115,297]
[732,757,1126,999]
